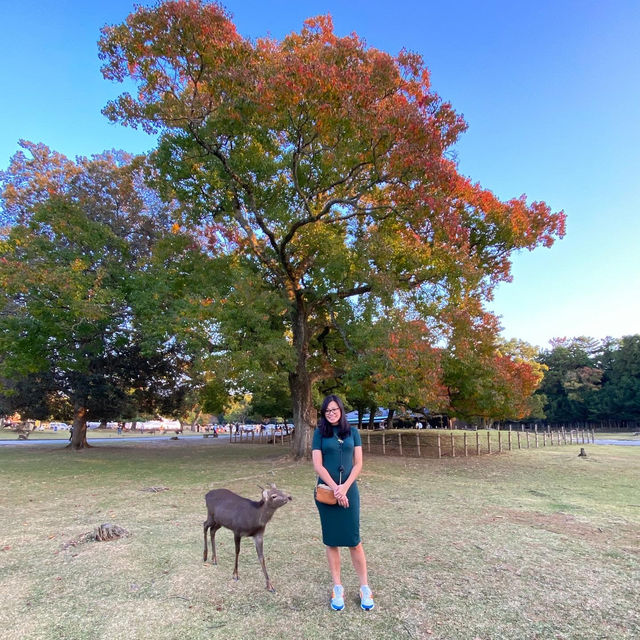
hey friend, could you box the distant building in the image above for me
[345,409,390,429]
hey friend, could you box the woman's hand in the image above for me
[334,484,349,508]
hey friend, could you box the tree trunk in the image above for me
[386,408,395,429]
[290,369,315,458]
[290,298,316,458]
[69,401,91,449]
[190,406,202,431]
[368,406,376,430]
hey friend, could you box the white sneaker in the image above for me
[360,585,374,610]
[330,584,345,610]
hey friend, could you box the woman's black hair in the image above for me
[319,395,351,439]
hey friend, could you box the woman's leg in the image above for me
[349,542,369,586]
[326,546,342,585]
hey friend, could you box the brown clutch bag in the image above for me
[315,483,337,505]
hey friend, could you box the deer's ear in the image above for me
[262,488,270,502]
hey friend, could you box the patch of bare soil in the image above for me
[478,507,639,554]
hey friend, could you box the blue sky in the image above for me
[1,0,638,349]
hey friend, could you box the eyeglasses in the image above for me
[325,408,341,415]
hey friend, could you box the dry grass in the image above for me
[0,439,638,640]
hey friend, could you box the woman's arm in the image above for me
[341,445,363,494]
[312,449,338,489]
[331,445,363,507]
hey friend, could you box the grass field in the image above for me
[0,439,638,640]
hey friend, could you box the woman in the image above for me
[312,395,374,611]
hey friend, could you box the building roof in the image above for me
[345,409,389,424]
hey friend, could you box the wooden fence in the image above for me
[361,427,595,458]
[228,426,595,459]
[227,428,292,446]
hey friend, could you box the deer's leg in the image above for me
[253,531,274,592]
[233,533,242,581]
[209,522,221,565]
[203,515,213,562]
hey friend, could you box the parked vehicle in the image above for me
[49,422,70,431]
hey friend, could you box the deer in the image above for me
[203,484,292,592]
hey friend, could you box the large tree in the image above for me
[0,144,182,448]
[598,335,640,421]
[441,300,545,425]
[339,310,448,426]
[536,337,603,422]
[99,1,565,457]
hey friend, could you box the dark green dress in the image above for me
[312,426,362,547]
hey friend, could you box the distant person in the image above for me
[415,420,423,429]
[312,394,374,612]
[69,426,74,441]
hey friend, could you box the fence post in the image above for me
[437,434,442,459]
[367,431,371,453]
[498,430,502,453]
[398,432,403,456]
[382,432,386,455]
[451,431,455,457]
[508,428,512,451]
[416,432,421,457]
[487,430,492,454]
[464,432,468,457]
[476,431,480,455]
[535,431,539,448]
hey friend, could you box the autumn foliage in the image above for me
[95,2,567,453]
